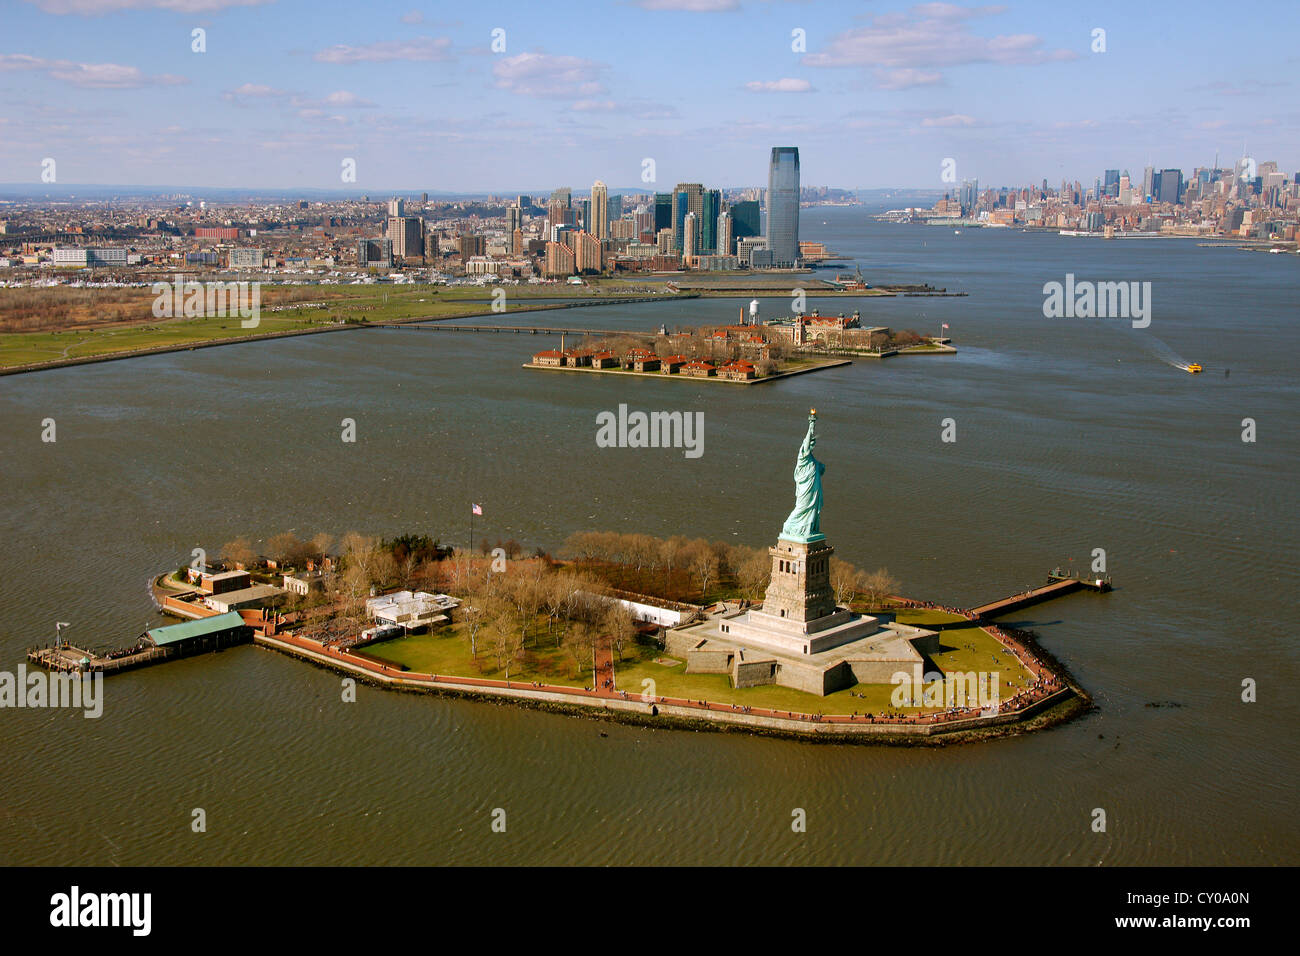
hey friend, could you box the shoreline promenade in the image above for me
[256,621,1085,744]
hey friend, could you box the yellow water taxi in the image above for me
[1186,363,1203,373]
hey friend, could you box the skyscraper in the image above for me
[590,181,609,240]
[701,189,721,254]
[766,147,800,267]
[654,193,673,233]
[959,179,978,217]
[1104,169,1120,199]
[730,200,760,239]
[1158,169,1183,205]
[716,210,733,256]
[671,183,704,254]
[1142,166,1154,202]
[388,197,404,218]
[682,211,698,261]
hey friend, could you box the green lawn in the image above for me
[360,604,1031,716]
[0,283,674,369]
[361,619,591,688]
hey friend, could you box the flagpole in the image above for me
[469,508,474,554]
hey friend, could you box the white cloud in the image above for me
[222,82,285,103]
[493,52,606,98]
[571,98,678,120]
[321,90,375,108]
[399,9,423,24]
[920,113,979,128]
[314,36,453,64]
[805,3,1075,84]
[744,78,813,93]
[0,53,187,88]
[875,68,943,90]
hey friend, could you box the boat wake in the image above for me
[1115,321,1196,371]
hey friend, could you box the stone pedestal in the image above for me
[719,534,881,658]
[760,537,837,623]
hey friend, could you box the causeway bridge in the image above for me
[369,323,634,336]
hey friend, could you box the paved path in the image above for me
[261,626,1070,733]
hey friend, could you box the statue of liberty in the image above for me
[780,410,825,542]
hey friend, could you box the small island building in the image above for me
[681,360,716,378]
[720,360,758,381]
[625,348,660,372]
[590,351,619,369]
[659,354,688,374]
[532,349,565,367]
[204,584,287,614]
[366,590,460,633]
[144,611,252,658]
[563,348,593,368]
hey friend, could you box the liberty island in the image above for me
[23,406,1104,744]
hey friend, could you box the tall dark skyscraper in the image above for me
[654,193,672,233]
[701,189,721,254]
[1104,169,1121,199]
[1158,168,1183,204]
[766,146,800,266]
[730,200,760,239]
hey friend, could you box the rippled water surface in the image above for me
[1,209,1296,865]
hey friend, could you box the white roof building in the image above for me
[365,590,459,630]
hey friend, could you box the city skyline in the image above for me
[1,0,1297,192]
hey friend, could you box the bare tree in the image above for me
[689,547,719,600]
[859,568,901,608]
[340,562,371,621]
[220,536,255,569]
[310,532,334,564]
[830,557,861,606]
[565,622,596,680]
[604,603,637,663]
[735,547,771,601]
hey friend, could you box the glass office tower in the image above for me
[766,146,800,267]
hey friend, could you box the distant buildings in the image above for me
[52,247,128,267]
[672,183,704,254]
[357,238,392,268]
[545,240,575,277]
[228,247,264,269]
[387,215,425,260]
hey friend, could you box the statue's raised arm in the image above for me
[780,410,826,542]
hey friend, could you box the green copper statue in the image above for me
[780,410,826,543]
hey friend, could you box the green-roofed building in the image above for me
[145,611,251,656]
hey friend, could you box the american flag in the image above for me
[942,323,950,329]
[471,503,482,516]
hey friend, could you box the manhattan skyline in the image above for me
[1,0,1297,192]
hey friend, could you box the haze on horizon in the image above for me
[1,0,1296,194]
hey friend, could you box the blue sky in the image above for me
[1,0,1296,193]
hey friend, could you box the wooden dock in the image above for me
[970,574,1111,619]
[27,643,168,674]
